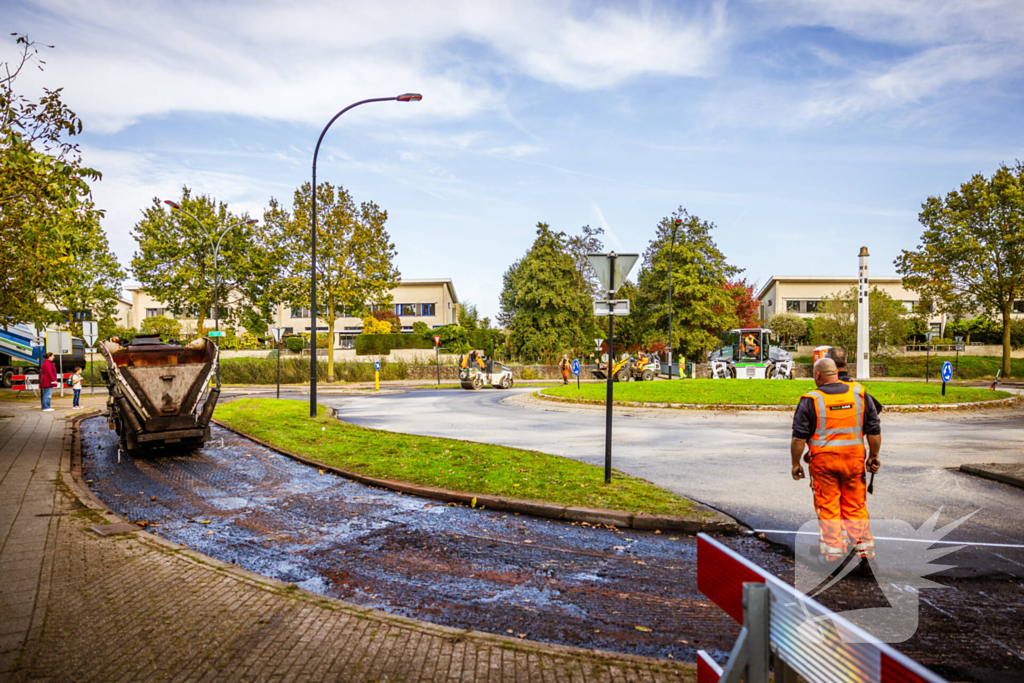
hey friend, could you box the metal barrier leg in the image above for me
[718,582,770,683]
[773,653,799,683]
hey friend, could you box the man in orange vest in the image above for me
[791,358,881,566]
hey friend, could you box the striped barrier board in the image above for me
[12,373,74,392]
[695,533,946,683]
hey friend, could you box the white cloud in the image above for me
[5,0,731,134]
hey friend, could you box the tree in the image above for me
[723,279,760,328]
[38,212,125,336]
[811,287,912,355]
[636,208,741,361]
[269,181,400,382]
[140,315,181,342]
[565,225,606,296]
[458,301,480,330]
[497,258,522,329]
[896,162,1024,377]
[766,313,807,346]
[506,223,595,362]
[132,187,274,336]
[1,35,103,325]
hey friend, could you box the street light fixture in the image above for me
[308,93,422,418]
[163,199,258,385]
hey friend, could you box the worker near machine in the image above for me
[790,358,881,566]
[827,346,883,413]
[560,354,571,385]
[742,333,760,357]
[40,352,57,412]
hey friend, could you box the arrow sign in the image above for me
[433,335,441,347]
[374,360,381,371]
[572,359,581,376]
[941,361,953,383]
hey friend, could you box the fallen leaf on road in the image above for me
[635,625,652,632]
[199,520,212,524]
[471,497,477,508]
[206,531,214,535]
[150,496,156,501]
[613,545,626,551]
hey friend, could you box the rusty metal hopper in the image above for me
[100,335,220,453]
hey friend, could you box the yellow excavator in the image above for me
[592,351,661,382]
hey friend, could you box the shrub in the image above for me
[373,309,402,333]
[355,333,434,355]
[285,336,305,353]
[361,316,392,335]
[219,357,408,384]
[140,316,181,342]
[412,321,429,335]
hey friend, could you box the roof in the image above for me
[756,275,904,301]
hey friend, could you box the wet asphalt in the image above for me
[79,403,1024,681]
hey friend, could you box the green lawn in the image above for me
[542,379,1012,406]
[215,399,705,517]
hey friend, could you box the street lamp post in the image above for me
[667,218,681,379]
[163,200,257,385]
[308,93,422,418]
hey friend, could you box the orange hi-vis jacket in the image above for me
[802,383,875,561]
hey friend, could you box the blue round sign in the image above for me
[374,360,381,371]
[571,359,581,376]
[941,361,953,382]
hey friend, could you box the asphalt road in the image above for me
[319,387,1024,581]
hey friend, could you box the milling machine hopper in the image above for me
[100,334,220,454]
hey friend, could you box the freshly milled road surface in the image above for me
[322,388,1024,581]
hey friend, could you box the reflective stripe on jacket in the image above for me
[803,383,866,459]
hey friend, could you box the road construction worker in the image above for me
[742,333,760,358]
[827,346,883,413]
[791,358,881,566]
[559,354,571,385]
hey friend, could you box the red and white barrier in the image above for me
[695,533,946,683]
[12,373,74,392]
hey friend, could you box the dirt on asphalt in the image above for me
[79,417,1024,682]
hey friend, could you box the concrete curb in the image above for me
[535,392,1021,413]
[63,409,701,675]
[959,464,1024,490]
[211,411,740,535]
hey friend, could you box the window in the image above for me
[805,300,821,313]
[421,303,436,316]
[903,301,916,313]
[207,306,229,319]
[395,303,416,316]
[145,308,165,318]
[786,300,800,312]
[1014,301,1024,313]
[284,327,293,335]
[338,335,355,349]
[291,307,310,319]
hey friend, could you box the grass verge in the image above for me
[542,379,1013,406]
[215,398,705,517]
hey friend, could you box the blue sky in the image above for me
[5,0,1023,318]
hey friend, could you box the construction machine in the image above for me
[709,328,794,379]
[459,350,514,390]
[592,352,661,382]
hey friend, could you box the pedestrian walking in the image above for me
[559,354,570,385]
[40,352,57,412]
[71,366,84,409]
[790,358,881,569]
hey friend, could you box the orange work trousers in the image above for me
[810,453,875,561]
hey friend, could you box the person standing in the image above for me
[559,354,571,385]
[40,352,57,412]
[826,346,883,413]
[790,358,881,566]
[71,366,84,409]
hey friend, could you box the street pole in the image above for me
[89,349,93,396]
[276,339,281,399]
[667,219,680,379]
[436,344,440,386]
[856,247,870,379]
[604,253,617,485]
[309,93,422,418]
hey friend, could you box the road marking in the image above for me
[754,530,1024,549]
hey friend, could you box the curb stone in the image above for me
[211,410,740,535]
[61,407,701,679]
[959,463,1024,490]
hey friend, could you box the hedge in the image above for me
[220,357,409,383]
[355,333,434,355]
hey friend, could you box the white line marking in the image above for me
[753,530,1024,549]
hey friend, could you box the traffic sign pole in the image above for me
[374,359,381,391]
[83,321,98,396]
[434,335,441,386]
[941,361,953,397]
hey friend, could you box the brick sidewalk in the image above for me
[0,400,696,682]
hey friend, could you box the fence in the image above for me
[695,533,945,683]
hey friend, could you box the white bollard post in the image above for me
[857,247,870,380]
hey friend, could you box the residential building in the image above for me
[126,278,460,349]
[42,296,134,329]
[756,276,949,336]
